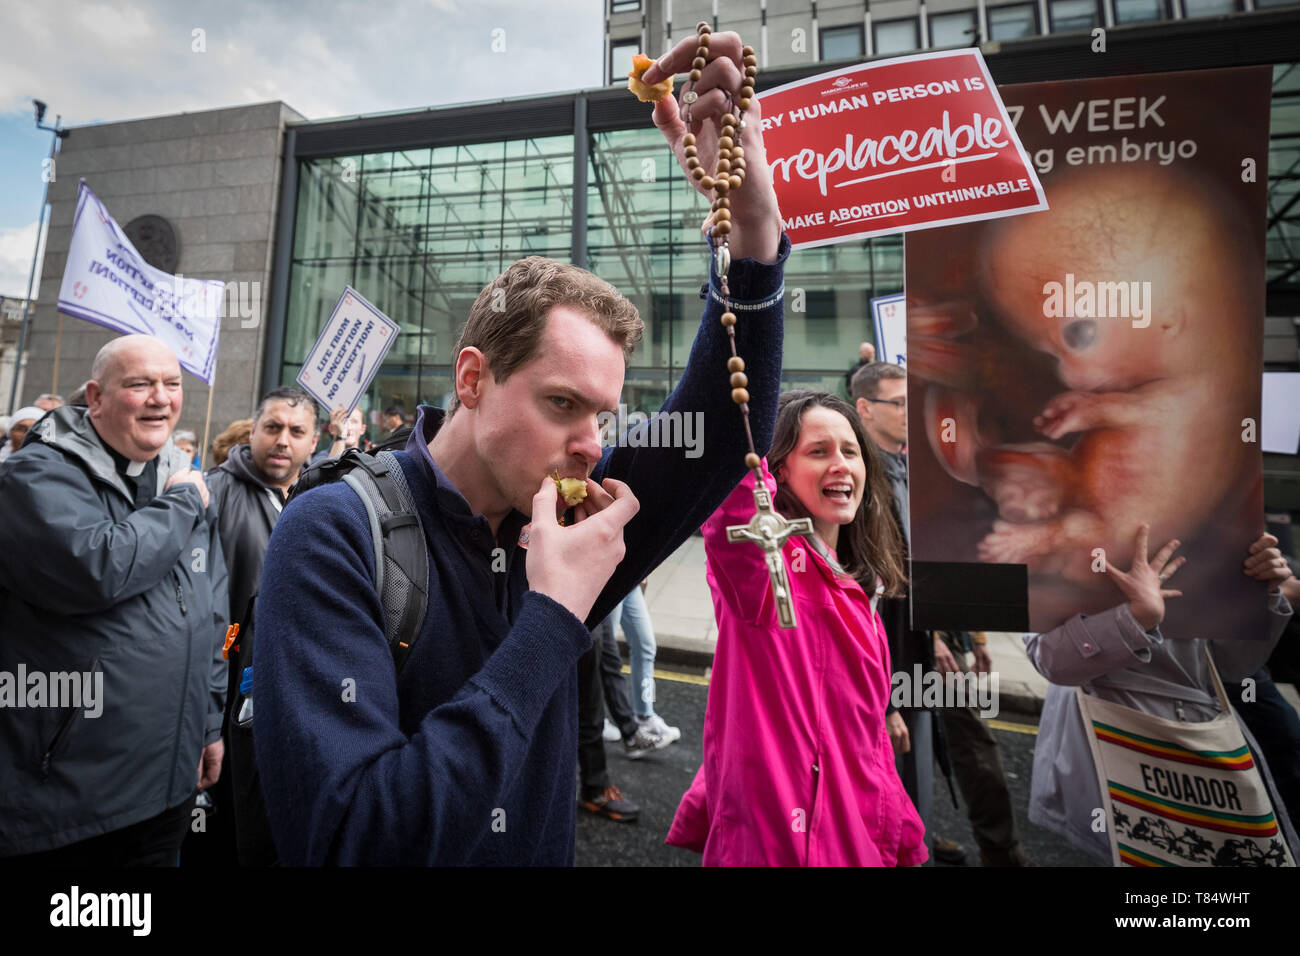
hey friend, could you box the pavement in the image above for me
[592,538,1300,868]
[631,536,1300,718]
[575,669,1100,866]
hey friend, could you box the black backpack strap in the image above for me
[288,448,429,672]
[341,469,388,598]
[374,452,429,668]
[337,451,429,672]
[289,447,368,499]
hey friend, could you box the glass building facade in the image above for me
[267,12,1300,439]
[276,119,907,419]
[1269,62,1300,292]
[285,137,578,415]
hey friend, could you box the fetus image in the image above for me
[906,162,1266,635]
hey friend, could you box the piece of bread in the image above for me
[554,476,588,507]
[627,53,673,104]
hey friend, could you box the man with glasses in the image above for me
[855,365,906,456]
[853,361,1032,867]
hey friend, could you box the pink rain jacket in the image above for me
[666,465,928,866]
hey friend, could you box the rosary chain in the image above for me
[681,22,763,473]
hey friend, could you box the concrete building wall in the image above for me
[767,8,818,65]
[21,101,304,455]
[608,1,963,76]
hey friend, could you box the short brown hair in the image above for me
[850,361,906,402]
[447,256,642,413]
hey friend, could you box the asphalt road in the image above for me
[574,667,1099,867]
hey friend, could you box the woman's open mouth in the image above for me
[822,483,854,502]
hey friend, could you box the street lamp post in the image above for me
[7,100,69,415]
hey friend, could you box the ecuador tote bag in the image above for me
[1077,655,1295,868]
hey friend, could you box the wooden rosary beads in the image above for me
[680,22,765,474]
[673,25,812,627]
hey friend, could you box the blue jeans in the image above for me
[1235,666,1300,829]
[610,586,658,719]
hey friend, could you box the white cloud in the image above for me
[0,0,606,125]
[80,2,157,44]
[0,220,46,301]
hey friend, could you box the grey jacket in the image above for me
[879,448,909,544]
[0,405,228,855]
[205,444,284,629]
[1023,593,1295,863]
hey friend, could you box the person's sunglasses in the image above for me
[864,397,905,409]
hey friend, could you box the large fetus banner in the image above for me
[905,67,1272,637]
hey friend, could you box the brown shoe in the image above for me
[580,785,640,823]
[932,837,967,865]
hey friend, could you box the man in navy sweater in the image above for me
[254,31,789,865]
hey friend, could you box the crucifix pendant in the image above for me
[726,472,814,629]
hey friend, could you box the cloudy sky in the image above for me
[0,0,607,297]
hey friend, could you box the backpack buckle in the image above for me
[222,623,241,660]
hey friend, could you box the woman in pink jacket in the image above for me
[667,391,927,865]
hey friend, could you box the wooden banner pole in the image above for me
[198,363,217,471]
[51,314,64,394]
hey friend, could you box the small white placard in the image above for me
[871,293,906,366]
[1262,372,1300,455]
[296,286,399,415]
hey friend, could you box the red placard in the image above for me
[758,49,1047,248]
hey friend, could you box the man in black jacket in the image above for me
[377,404,413,450]
[843,341,874,397]
[0,334,227,865]
[854,361,1030,867]
[200,386,318,865]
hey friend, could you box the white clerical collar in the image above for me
[125,459,146,477]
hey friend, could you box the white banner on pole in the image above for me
[57,181,224,383]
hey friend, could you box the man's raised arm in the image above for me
[588,30,788,624]
[643,31,782,264]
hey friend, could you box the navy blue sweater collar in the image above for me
[404,405,529,553]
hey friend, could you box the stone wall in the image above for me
[22,101,304,455]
